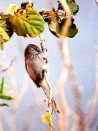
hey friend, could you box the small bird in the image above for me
[24,44,59,113]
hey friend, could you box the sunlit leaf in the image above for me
[0,94,14,100]
[7,8,45,38]
[0,13,13,50]
[0,27,9,41]
[7,4,19,14]
[0,77,4,94]
[0,77,14,101]
[0,16,10,43]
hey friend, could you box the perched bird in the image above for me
[24,44,59,113]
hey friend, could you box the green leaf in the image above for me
[0,13,13,50]
[0,77,14,101]
[7,8,45,38]
[66,22,78,38]
[0,94,14,100]
[0,77,4,93]
[0,103,9,106]
[0,18,9,41]
[0,27,9,40]
[58,0,79,15]
[40,9,78,38]
[7,4,19,14]
[48,16,78,38]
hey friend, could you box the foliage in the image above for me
[58,0,79,15]
[0,1,79,50]
[7,6,44,38]
[0,77,14,106]
[0,13,12,50]
[0,2,45,49]
[0,0,79,127]
[40,8,78,38]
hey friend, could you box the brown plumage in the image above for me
[24,44,59,113]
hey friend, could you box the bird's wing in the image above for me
[25,61,41,87]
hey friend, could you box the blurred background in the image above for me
[0,0,98,131]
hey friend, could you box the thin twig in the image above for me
[39,35,53,130]
[57,0,72,130]
[85,48,98,131]
[69,66,86,131]
[39,35,53,110]
[0,57,16,73]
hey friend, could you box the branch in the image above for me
[39,35,53,111]
[39,35,53,130]
[69,67,86,131]
[85,48,98,130]
[57,0,72,130]
[0,57,16,73]
[57,0,86,130]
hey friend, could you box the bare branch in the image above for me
[69,67,86,131]
[0,57,16,73]
[85,48,98,130]
[57,0,72,130]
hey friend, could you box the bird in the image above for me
[24,44,59,113]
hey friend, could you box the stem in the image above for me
[39,35,53,108]
[39,35,53,129]
[57,0,72,130]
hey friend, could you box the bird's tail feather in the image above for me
[40,79,60,113]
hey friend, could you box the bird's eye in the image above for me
[31,49,34,51]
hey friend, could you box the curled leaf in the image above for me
[40,9,78,38]
[21,2,33,9]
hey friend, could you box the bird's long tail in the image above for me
[39,79,59,113]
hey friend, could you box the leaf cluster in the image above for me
[0,0,79,50]
[40,0,79,38]
[0,2,44,49]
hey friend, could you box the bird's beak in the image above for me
[39,51,42,54]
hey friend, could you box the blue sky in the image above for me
[0,0,98,130]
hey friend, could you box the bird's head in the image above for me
[24,44,42,58]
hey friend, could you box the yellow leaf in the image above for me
[55,104,60,113]
[41,113,52,124]
[7,4,19,14]
[0,27,9,41]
